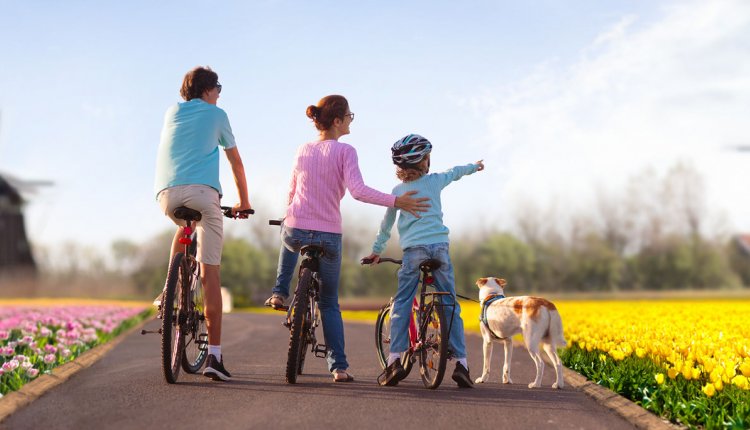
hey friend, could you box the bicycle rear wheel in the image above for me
[418,300,449,389]
[286,268,311,383]
[161,252,187,384]
[375,302,414,377]
[181,258,208,373]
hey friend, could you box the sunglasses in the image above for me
[345,112,355,121]
[216,83,222,94]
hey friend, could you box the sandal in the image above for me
[264,294,285,310]
[332,369,354,383]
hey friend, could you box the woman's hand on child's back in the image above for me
[476,160,485,171]
[395,191,431,218]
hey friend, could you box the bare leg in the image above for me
[201,263,222,345]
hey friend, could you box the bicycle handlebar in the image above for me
[220,206,255,219]
[360,257,402,265]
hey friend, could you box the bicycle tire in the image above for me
[161,252,186,384]
[418,300,449,389]
[374,302,414,377]
[286,268,312,383]
[181,258,208,373]
[297,313,310,375]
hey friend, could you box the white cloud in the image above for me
[479,0,750,232]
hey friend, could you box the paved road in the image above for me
[2,313,636,430]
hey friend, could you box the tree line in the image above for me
[29,163,750,303]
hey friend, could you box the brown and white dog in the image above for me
[474,277,567,389]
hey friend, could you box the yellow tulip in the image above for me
[740,361,750,377]
[731,375,749,390]
[655,373,664,385]
[702,383,716,397]
[668,367,678,380]
[714,379,723,391]
[691,368,701,380]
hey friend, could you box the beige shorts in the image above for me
[157,184,223,265]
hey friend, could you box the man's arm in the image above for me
[224,147,251,212]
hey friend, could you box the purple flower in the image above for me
[26,368,39,378]
[43,354,56,364]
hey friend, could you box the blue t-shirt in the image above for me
[154,98,236,197]
[372,163,479,253]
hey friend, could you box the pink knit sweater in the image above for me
[284,140,396,233]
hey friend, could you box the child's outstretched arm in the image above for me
[435,160,485,189]
[364,206,398,264]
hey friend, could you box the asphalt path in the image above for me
[2,313,636,430]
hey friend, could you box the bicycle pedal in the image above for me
[313,344,328,358]
[197,334,208,351]
[282,320,291,328]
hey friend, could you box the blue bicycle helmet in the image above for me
[391,134,432,166]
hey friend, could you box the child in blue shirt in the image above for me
[364,134,484,387]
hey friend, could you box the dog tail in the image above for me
[549,310,567,347]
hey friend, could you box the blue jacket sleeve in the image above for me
[372,206,398,254]
[434,163,479,189]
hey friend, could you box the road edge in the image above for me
[561,366,683,430]
[0,319,148,423]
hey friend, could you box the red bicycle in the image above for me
[362,256,454,389]
[143,205,253,384]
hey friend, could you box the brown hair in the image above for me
[395,157,429,182]
[306,95,349,131]
[180,66,219,101]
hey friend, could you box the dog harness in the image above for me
[479,293,506,340]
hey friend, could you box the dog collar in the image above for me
[479,294,506,340]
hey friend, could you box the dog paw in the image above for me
[552,382,559,389]
[503,376,512,384]
[528,382,541,389]
[474,377,485,384]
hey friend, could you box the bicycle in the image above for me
[143,205,253,384]
[362,256,455,389]
[269,220,329,384]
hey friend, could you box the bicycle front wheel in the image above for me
[375,302,414,377]
[286,268,311,384]
[419,301,449,389]
[181,259,208,373]
[161,252,187,384]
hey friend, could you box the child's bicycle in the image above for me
[143,205,253,384]
[269,220,329,384]
[361,256,455,389]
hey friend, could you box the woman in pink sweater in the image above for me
[267,95,428,382]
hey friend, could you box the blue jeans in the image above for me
[389,243,467,359]
[273,225,348,371]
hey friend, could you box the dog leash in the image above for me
[455,293,479,303]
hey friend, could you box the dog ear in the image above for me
[497,278,507,287]
[476,277,488,287]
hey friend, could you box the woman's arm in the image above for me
[342,146,430,216]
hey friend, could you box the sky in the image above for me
[1,0,749,254]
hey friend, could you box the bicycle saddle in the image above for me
[419,259,442,271]
[173,206,202,222]
[300,245,325,256]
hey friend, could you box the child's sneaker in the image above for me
[451,362,474,388]
[203,354,232,381]
[378,358,407,386]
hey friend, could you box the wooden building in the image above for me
[0,174,36,276]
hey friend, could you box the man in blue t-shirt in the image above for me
[154,66,251,381]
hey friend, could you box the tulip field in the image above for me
[553,300,750,429]
[0,301,149,397]
[382,297,750,429]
